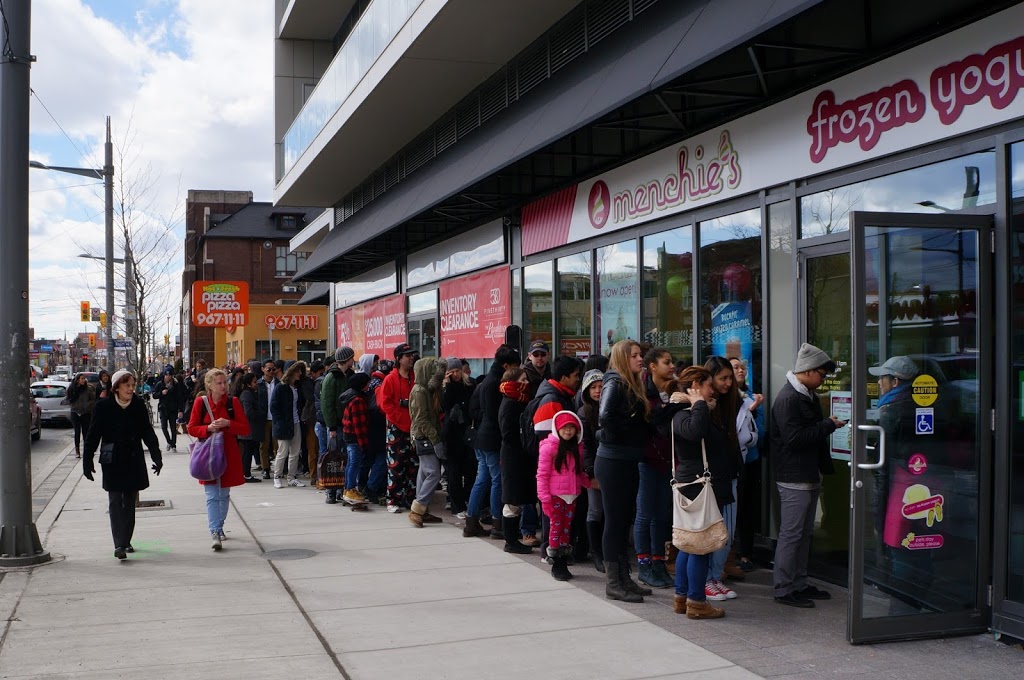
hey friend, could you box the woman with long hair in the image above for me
[236,372,263,482]
[595,340,652,602]
[270,361,307,488]
[701,356,744,601]
[730,356,763,573]
[635,347,687,589]
[670,365,726,619]
[82,370,162,559]
[577,369,604,572]
[96,369,112,401]
[67,372,96,458]
[497,367,535,554]
[188,368,249,550]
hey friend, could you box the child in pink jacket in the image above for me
[537,410,591,581]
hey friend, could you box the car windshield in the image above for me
[33,385,66,398]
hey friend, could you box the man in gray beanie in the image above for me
[769,343,846,608]
[320,347,355,440]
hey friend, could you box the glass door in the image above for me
[848,211,992,643]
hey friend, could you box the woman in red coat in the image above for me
[188,368,249,551]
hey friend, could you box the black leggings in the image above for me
[595,456,640,564]
[70,411,91,451]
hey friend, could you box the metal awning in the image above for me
[297,282,330,305]
[294,0,822,282]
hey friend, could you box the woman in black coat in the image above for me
[442,362,476,515]
[236,372,263,482]
[82,370,163,560]
[497,367,534,554]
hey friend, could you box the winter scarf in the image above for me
[499,380,530,403]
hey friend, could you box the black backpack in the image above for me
[519,395,543,457]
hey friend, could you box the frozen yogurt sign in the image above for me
[808,33,1024,162]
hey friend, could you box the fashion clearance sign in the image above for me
[521,4,1024,255]
[335,294,406,357]
[438,266,510,358]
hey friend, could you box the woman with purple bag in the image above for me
[188,368,249,551]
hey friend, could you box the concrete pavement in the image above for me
[0,448,759,680]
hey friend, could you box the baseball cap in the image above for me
[393,342,417,359]
[868,356,919,381]
[529,340,549,355]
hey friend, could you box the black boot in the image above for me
[587,521,605,573]
[503,516,532,554]
[605,560,643,602]
[619,559,653,596]
[551,554,573,581]
[462,516,488,537]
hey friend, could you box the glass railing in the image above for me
[280,0,425,178]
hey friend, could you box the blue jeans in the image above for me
[314,422,329,456]
[708,482,738,581]
[204,481,230,533]
[467,449,501,520]
[521,503,539,537]
[675,550,710,601]
[634,462,673,559]
[345,443,363,491]
[366,448,387,494]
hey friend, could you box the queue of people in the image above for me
[78,339,848,624]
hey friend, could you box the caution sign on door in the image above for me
[911,374,938,407]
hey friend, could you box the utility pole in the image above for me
[0,0,49,566]
[104,116,114,372]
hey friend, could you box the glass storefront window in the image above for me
[523,262,553,348]
[1009,141,1024,603]
[767,201,795,398]
[699,208,762,389]
[642,226,694,365]
[557,252,592,358]
[408,290,437,314]
[596,241,638,356]
[800,151,996,238]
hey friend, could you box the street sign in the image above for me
[113,339,133,349]
[90,308,100,322]
[40,344,52,352]
[100,312,107,327]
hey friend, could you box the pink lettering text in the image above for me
[930,34,1024,126]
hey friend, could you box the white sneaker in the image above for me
[273,476,283,489]
[289,478,306,488]
[386,504,402,513]
[455,511,467,520]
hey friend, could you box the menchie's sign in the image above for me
[521,4,1024,256]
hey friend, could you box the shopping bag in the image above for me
[188,397,227,481]
[317,435,347,490]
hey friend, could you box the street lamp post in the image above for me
[30,116,114,372]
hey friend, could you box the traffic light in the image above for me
[81,353,88,364]
[80,301,90,322]
[88,334,96,348]
[100,312,107,327]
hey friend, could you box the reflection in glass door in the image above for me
[801,249,852,583]
[849,212,991,643]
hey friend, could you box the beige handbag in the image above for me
[670,424,729,555]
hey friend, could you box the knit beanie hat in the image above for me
[446,356,462,371]
[580,369,603,393]
[110,369,135,391]
[793,343,836,374]
[348,373,371,392]
[335,346,354,363]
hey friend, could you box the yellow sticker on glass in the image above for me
[912,374,938,407]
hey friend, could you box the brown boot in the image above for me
[673,595,687,614]
[686,599,726,619]
[409,500,427,528]
[723,549,746,581]
[462,516,487,537]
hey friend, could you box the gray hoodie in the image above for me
[356,353,378,376]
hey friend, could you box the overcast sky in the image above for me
[28,0,273,342]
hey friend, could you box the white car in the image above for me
[30,380,72,425]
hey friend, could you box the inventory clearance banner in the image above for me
[438,266,510,358]
[335,294,406,357]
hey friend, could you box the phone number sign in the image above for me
[191,281,250,327]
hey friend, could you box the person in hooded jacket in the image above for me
[441,357,475,517]
[270,361,307,488]
[578,369,604,572]
[236,372,263,482]
[361,358,391,503]
[497,367,535,554]
[408,357,448,527]
[537,410,590,581]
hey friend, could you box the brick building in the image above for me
[180,189,321,366]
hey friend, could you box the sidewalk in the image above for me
[0,451,758,680]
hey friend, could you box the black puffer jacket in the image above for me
[498,394,536,505]
[238,388,264,443]
[596,369,649,461]
[472,362,505,452]
[671,401,737,505]
[769,380,836,484]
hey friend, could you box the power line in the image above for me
[31,181,103,193]
[29,88,100,169]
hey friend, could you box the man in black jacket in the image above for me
[152,368,185,452]
[770,343,845,608]
[464,344,520,537]
[523,340,551,399]
[255,359,279,479]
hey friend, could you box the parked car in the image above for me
[28,390,41,442]
[30,380,71,425]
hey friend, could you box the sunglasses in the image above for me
[531,351,548,357]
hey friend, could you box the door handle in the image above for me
[856,424,886,470]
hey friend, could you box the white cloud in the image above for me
[28,0,274,342]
